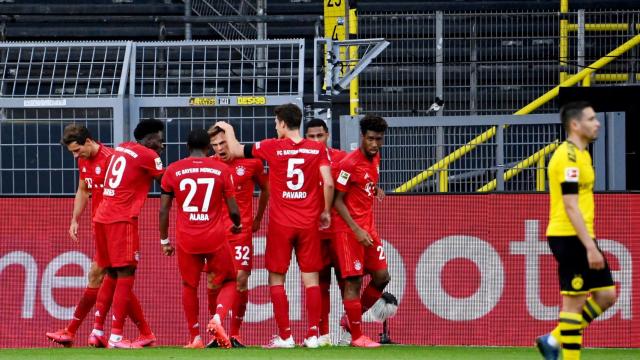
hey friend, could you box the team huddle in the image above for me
[46,103,391,349]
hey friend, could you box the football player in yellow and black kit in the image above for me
[535,101,617,360]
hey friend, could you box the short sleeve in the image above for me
[318,146,330,167]
[252,139,276,162]
[160,168,173,194]
[335,159,354,193]
[78,159,87,181]
[140,149,165,178]
[555,149,579,195]
[252,160,268,187]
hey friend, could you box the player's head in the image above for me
[359,114,388,158]
[187,128,211,154]
[134,118,165,155]
[60,124,98,159]
[274,103,302,138]
[560,101,599,143]
[208,125,232,161]
[305,118,329,146]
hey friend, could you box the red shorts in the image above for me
[266,221,323,274]
[332,226,388,279]
[320,236,337,268]
[195,243,236,287]
[94,220,139,268]
[227,228,253,273]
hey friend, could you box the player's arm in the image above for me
[69,178,90,242]
[334,190,373,247]
[214,121,248,158]
[375,186,385,202]
[159,191,175,256]
[225,196,243,234]
[252,175,270,233]
[562,193,604,269]
[319,165,334,229]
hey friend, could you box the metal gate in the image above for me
[0,41,131,195]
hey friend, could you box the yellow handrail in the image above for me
[393,33,640,193]
[476,141,560,192]
[567,23,629,32]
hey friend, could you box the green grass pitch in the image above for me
[1,346,639,360]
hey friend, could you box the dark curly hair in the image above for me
[134,118,164,141]
[359,114,388,135]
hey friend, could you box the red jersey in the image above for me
[94,142,164,224]
[319,147,347,237]
[333,149,380,230]
[252,138,329,228]
[217,157,267,227]
[161,157,235,254]
[78,143,114,218]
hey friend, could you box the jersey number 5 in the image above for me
[180,178,215,212]
[286,158,305,191]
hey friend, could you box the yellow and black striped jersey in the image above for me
[546,141,595,238]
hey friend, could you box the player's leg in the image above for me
[228,234,252,346]
[178,249,205,348]
[263,222,295,348]
[128,292,156,347]
[229,269,249,346]
[46,261,105,346]
[361,231,390,313]
[206,246,237,349]
[106,221,142,349]
[318,264,332,345]
[557,295,588,360]
[88,222,114,348]
[296,227,324,348]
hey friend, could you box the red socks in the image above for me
[319,282,331,335]
[110,275,135,335]
[270,285,291,339]
[93,275,117,331]
[182,284,200,339]
[360,282,383,313]
[208,287,221,316]
[128,292,152,336]
[230,290,248,337]
[343,298,363,339]
[305,286,321,338]
[214,281,237,321]
[67,287,99,334]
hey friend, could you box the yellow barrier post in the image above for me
[560,0,569,83]
[349,8,359,116]
[394,33,640,193]
[439,168,448,193]
[536,155,546,191]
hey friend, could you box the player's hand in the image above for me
[68,219,79,242]
[587,247,605,270]
[231,223,243,234]
[319,210,331,230]
[375,187,385,202]
[214,121,236,138]
[162,243,175,256]
[354,227,374,247]
[252,218,261,233]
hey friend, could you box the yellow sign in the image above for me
[237,96,267,105]
[189,97,216,106]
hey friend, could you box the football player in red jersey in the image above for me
[208,126,269,347]
[46,125,153,348]
[214,104,334,348]
[159,129,242,349]
[304,119,346,346]
[91,118,165,349]
[333,115,391,348]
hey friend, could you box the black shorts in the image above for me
[548,236,615,295]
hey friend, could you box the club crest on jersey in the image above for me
[95,166,101,175]
[354,260,362,271]
[565,167,579,183]
[337,170,351,185]
[154,157,163,170]
[236,166,246,176]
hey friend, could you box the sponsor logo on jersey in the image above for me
[337,170,351,185]
[82,167,87,173]
[154,157,163,171]
[564,167,579,183]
